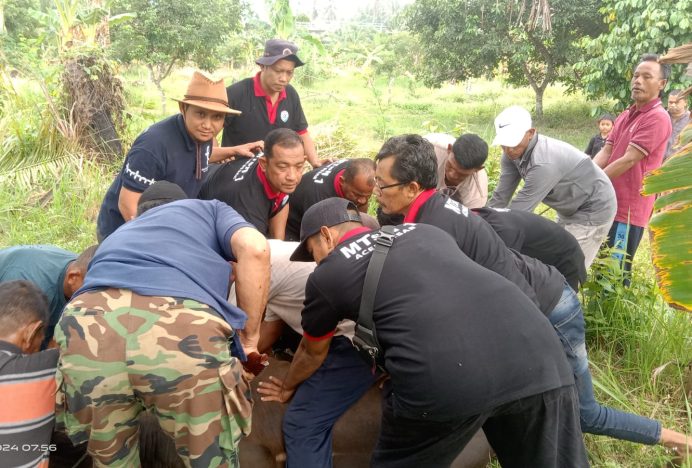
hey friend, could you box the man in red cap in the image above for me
[216,39,328,168]
[96,71,260,240]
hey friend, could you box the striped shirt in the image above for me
[0,341,58,468]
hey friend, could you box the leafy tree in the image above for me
[573,0,692,111]
[404,0,604,118]
[109,0,243,113]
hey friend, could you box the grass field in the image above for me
[0,65,690,467]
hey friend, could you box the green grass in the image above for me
[1,65,690,467]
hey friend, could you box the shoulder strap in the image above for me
[356,225,397,354]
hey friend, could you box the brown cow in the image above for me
[137,357,493,468]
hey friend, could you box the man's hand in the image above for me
[235,140,264,158]
[257,375,295,403]
[210,140,265,164]
[310,157,336,168]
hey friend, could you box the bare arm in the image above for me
[601,144,647,180]
[258,319,285,355]
[231,227,270,356]
[256,336,331,403]
[592,143,612,169]
[210,139,264,164]
[118,186,142,222]
[299,131,325,168]
[268,203,289,240]
[487,156,521,208]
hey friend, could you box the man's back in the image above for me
[285,160,350,240]
[0,245,76,320]
[83,199,253,334]
[474,207,586,290]
[303,224,573,420]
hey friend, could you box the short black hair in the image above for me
[669,89,686,99]
[597,113,615,123]
[265,128,304,159]
[137,199,172,216]
[637,53,671,81]
[73,245,98,272]
[375,134,438,189]
[0,280,49,332]
[451,134,488,169]
[343,158,375,184]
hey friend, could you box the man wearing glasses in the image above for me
[214,39,328,168]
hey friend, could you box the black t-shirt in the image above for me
[285,159,350,241]
[220,77,308,147]
[406,191,540,310]
[199,157,288,236]
[474,207,586,291]
[302,224,573,421]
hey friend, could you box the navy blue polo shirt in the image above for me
[96,114,213,239]
[220,74,308,147]
[80,199,254,358]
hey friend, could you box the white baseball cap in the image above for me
[492,106,533,147]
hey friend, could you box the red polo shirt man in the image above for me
[593,54,672,280]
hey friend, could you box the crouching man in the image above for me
[258,197,587,467]
[55,182,270,467]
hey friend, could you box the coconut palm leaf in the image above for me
[642,122,692,311]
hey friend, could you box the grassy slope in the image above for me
[0,66,690,467]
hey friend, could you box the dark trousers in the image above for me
[283,336,377,468]
[606,221,645,285]
[372,384,589,468]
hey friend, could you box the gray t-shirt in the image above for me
[489,134,616,225]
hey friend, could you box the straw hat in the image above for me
[172,71,241,115]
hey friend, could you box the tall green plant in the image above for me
[641,122,692,311]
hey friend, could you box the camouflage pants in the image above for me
[54,288,253,468]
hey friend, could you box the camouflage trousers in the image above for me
[54,288,253,468]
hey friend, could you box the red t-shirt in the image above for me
[606,98,671,227]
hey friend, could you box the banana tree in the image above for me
[642,122,692,311]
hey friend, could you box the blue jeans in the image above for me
[548,282,660,444]
[283,336,377,468]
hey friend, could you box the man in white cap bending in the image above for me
[488,106,616,269]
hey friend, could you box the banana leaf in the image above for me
[642,122,692,311]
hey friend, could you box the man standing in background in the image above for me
[216,39,328,168]
[593,54,672,281]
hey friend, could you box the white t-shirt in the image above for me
[229,239,355,339]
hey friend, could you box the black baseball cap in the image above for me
[138,181,187,207]
[290,198,363,262]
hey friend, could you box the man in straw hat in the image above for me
[216,39,329,168]
[96,71,261,241]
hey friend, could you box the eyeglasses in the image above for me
[374,180,407,191]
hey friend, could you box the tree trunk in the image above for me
[149,65,167,115]
[534,87,544,119]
